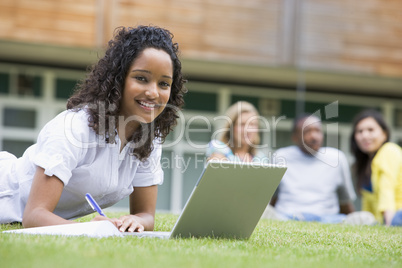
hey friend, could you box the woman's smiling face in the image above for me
[233,111,259,148]
[354,117,388,156]
[120,47,173,127]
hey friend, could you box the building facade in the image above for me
[1,0,401,212]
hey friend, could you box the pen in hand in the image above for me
[85,193,107,217]
[85,193,125,231]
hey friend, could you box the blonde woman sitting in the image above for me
[206,101,266,163]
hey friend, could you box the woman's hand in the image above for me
[91,214,146,233]
[383,210,396,226]
[90,215,124,229]
[91,184,159,233]
[117,215,145,232]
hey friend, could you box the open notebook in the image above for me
[3,161,286,239]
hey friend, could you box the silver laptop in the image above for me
[126,160,286,239]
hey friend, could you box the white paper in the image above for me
[2,221,124,238]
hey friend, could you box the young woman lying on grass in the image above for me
[0,25,186,232]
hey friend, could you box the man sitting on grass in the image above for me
[262,113,376,225]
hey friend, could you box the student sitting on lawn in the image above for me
[262,113,376,225]
[206,101,267,163]
[350,109,402,226]
[0,25,186,232]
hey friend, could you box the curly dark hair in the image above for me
[67,25,187,160]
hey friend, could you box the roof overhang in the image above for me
[1,39,401,98]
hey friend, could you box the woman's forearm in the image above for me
[22,207,73,228]
[22,167,69,228]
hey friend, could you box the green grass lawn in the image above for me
[1,212,401,268]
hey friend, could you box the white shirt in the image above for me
[274,146,356,216]
[0,109,163,223]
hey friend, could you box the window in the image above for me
[157,151,173,210]
[184,91,217,112]
[56,78,78,99]
[185,117,214,147]
[3,108,37,128]
[0,73,9,94]
[181,152,206,208]
[272,130,293,149]
[17,74,42,97]
[2,139,34,158]
[231,95,259,109]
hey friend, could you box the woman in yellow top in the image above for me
[350,109,402,226]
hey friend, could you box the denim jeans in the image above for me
[279,212,347,224]
[391,210,402,226]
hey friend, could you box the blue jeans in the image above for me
[279,212,346,224]
[391,210,402,226]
